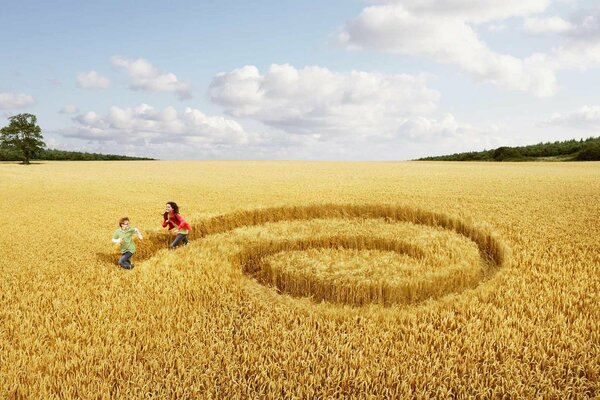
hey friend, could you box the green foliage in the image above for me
[0,146,23,161]
[418,150,492,161]
[39,149,154,161]
[0,147,153,162]
[492,147,527,161]
[0,113,45,164]
[575,141,600,161]
[418,137,600,161]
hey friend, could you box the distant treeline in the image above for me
[0,147,154,161]
[417,137,600,161]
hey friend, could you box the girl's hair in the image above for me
[164,201,180,223]
[119,217,129,227]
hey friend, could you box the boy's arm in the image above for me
[112,232,122,243]
[134,227,143,240]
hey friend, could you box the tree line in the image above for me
[0,147,153,161]
[417,137,600,161]
[0,113,153,163]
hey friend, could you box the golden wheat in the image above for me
[0,160,598,399]
[228,216,490,306]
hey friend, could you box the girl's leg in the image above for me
[170,233,186,249]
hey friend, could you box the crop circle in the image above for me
[132,204,510,307]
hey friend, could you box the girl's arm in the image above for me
[112,238,121,243]
[176,214,190,230]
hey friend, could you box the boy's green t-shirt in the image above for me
[113,227,137,254]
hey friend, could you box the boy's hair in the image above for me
[119,217,129,227]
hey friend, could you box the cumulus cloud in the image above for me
[53,64,487,160]
[112,56,192,100]
[524,9,600,37]
[524,16,573,34]
[566,8,600,40]
[0,92,35,109]
[487,23,508,32]
[379,0,549,22]
[395,114,462,142]
[334,2,558,97]
[59,104,249,149]
[53,60,515,160]
[210,64,448,139]
[522,9,600,72]
[53,103,312,159]
[76,70,111,89]
[207,63,510,159]
[59,105,78,114]
[333,1,600,97]
[543,105,600,130]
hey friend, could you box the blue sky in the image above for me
[1,0,599,160]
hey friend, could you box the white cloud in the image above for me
[397,114,461,142]
[334,3,558,97]
[487,23,508,32]
[53,103,309,159]
[210,64,446,138]
[0,92,35,109]
[566,8,600,40]
[519,9,600,73]
[542,41,600,71]
[334,2,600,97]
[378,0,550,22]
[60,104,249,148]
[59,105,78,114]
[544,105,600,130]
[76,70,111,89]
[537,9,600,71]
[53,64,490,160]
[524,16,573,34]
[52,101,500,160]
[207,63,519,160]
[112,56,192,100]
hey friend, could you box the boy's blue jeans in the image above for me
[170,233,189,249]
[118,251,134,269]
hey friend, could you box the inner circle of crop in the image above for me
[138,204,510,307]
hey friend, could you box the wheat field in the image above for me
[0,160,598,399]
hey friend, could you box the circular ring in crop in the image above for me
[132,204,510,307]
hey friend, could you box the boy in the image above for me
[112,217,143,270]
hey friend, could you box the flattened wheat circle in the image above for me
[136,204,510,307]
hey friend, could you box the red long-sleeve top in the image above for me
[162,212,192,232]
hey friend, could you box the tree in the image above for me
[0,113,45,164]
[575,142,600,161]
[492,146,522,161]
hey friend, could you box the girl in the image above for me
[162,201,192,249]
